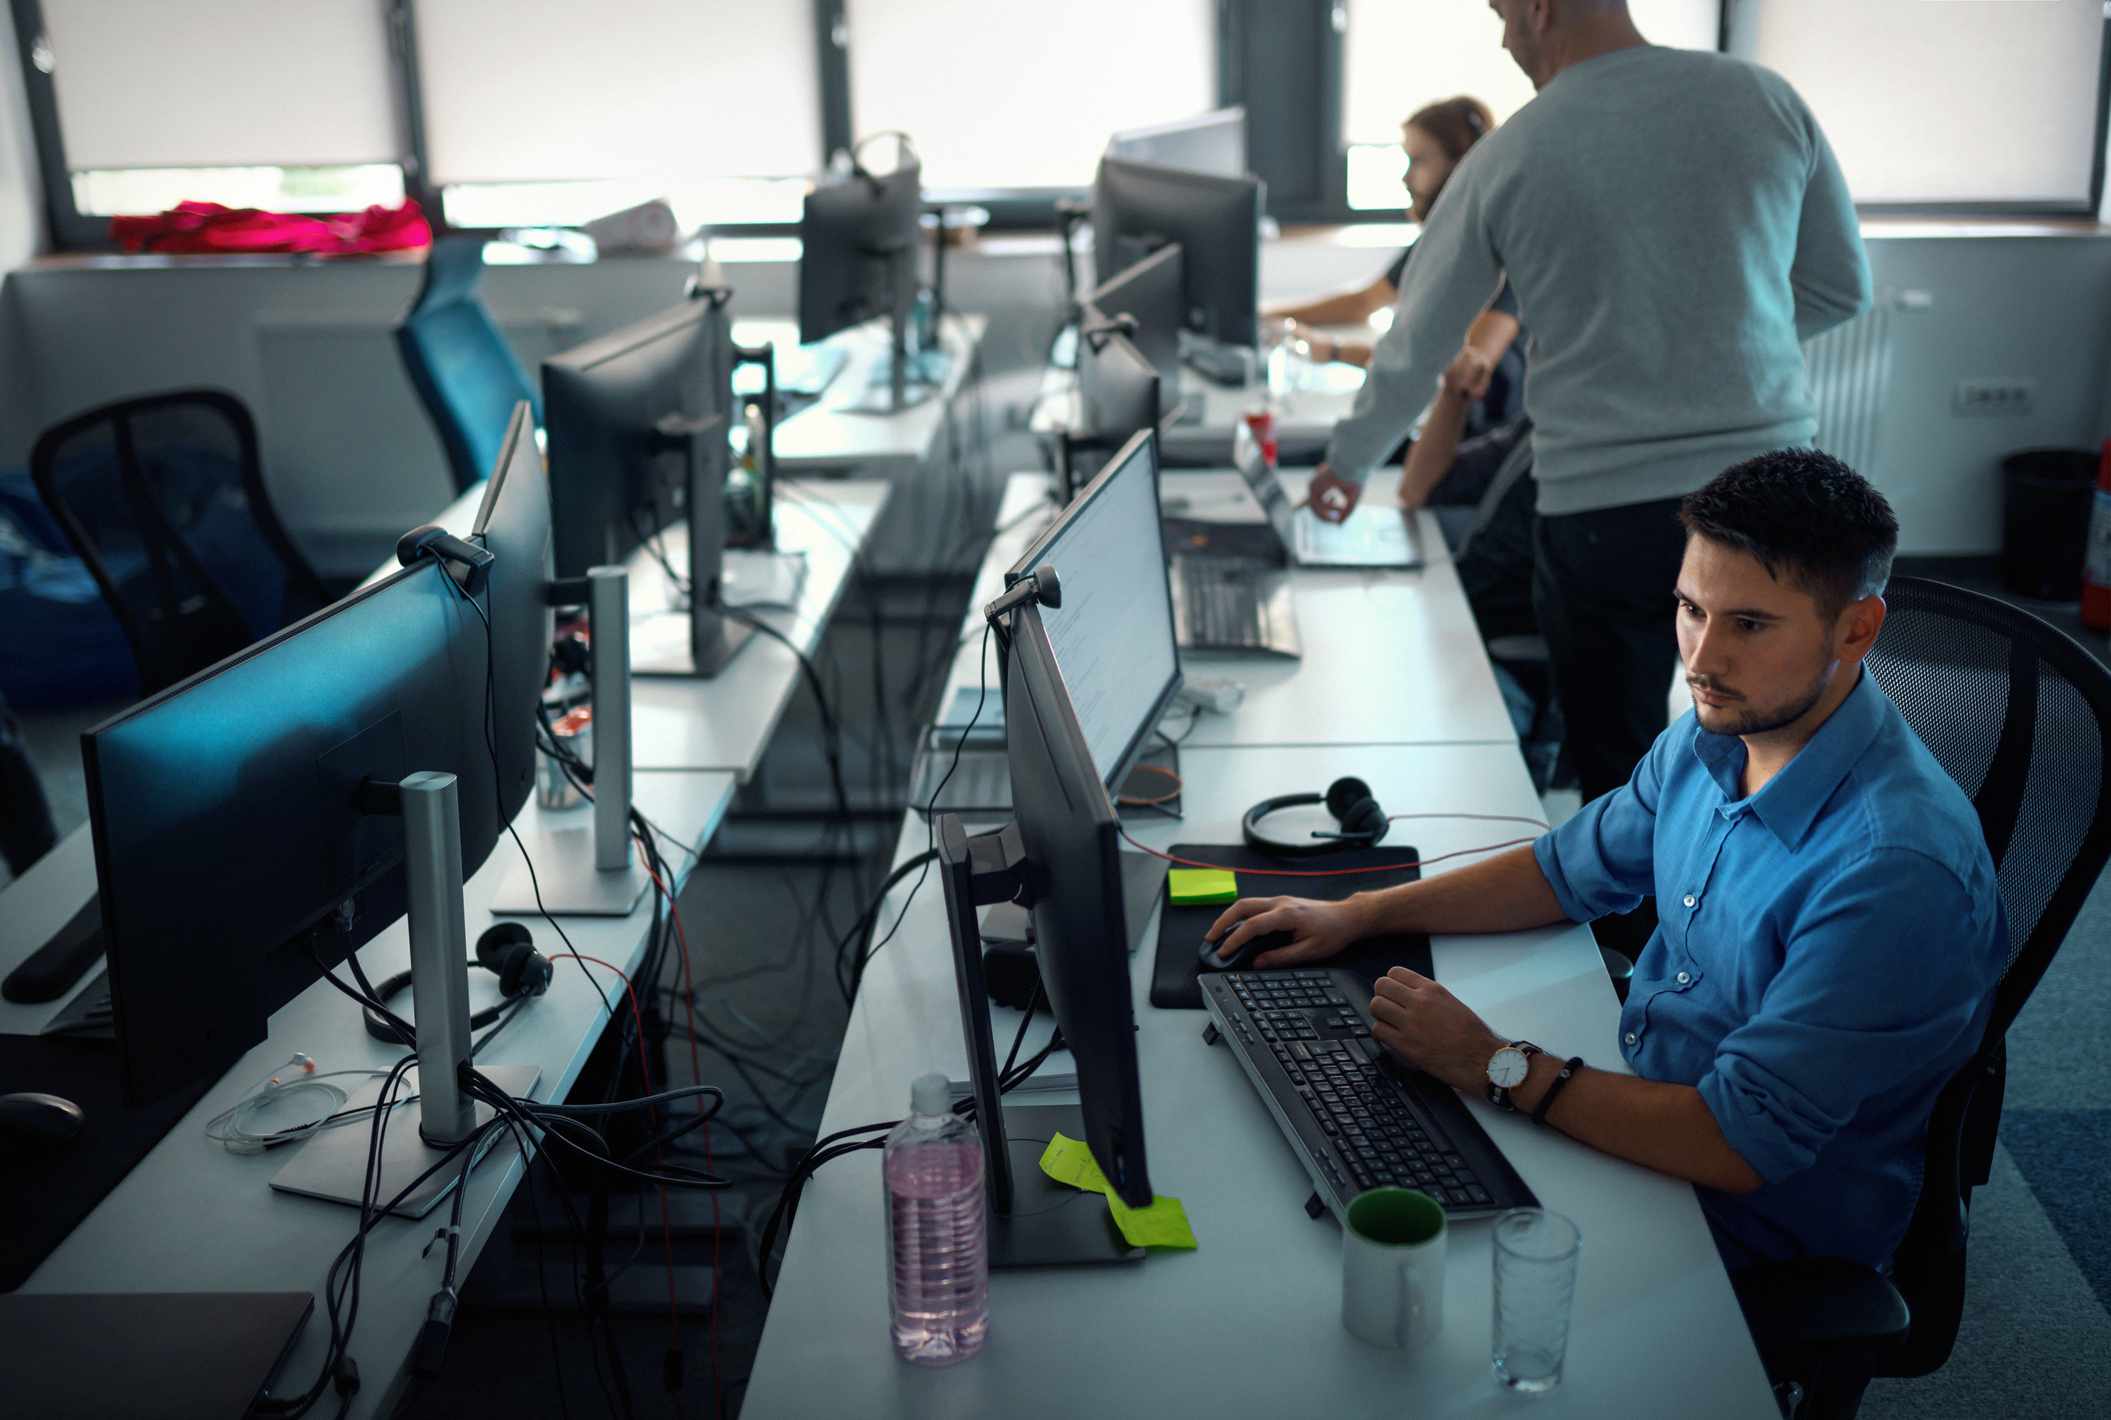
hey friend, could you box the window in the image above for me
[31,0,401,225]
[1725,0,2107,208]
[845,0,1216,191]
[1343,0,1721,210]
[415,0,823,232]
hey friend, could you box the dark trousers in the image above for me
[1530,495,1689,804]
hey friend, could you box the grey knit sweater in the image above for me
[1326,44,1870,515]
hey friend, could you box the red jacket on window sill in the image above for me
[109,199,432,256]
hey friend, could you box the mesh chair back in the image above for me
[396,237,543,494]
[1860,575,2111,1375]
[28,389,328,697]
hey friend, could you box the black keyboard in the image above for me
[1200,969,1537,1221]
[1174,558,1296,655]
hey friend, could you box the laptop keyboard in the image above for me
[1175,560,1278,652]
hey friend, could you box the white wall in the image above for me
[4,226,2107,560]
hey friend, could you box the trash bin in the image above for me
[2001,449,2098,601]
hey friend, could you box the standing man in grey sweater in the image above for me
[1310,0,1870,804]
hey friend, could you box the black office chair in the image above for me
[29,388,330,698]
[1731,576,2111,1419]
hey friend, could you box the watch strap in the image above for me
[1486,1040,1543,1112]
[1532,1056,1586,1127]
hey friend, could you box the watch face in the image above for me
[1489,1047,1530,1089]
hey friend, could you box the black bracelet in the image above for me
[1532,1057,1586,1128]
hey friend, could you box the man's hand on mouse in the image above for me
[1203,894,1371,970]
[1368,967,1505,1094]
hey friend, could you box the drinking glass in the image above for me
[1491,1208,1581,1393]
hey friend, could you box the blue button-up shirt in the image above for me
[1533,669,2006,1268]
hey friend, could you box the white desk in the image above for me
[733,315,988,474]
[936,471,1517,750]
[745,742,1777,1418]
[1033,356,1361,466]
[3,768,738,1419]
[354,472,890,780]
[628,478,890,777]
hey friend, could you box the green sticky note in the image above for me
[1106,1191,1199,1250]
[1168,868,1239,906]
[1038,1132,1110,1194]
[1041,1133,1198,1250]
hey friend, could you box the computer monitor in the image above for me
[1105,105,1247,179]
[83,556,497,1101]
[1014,428,1182,795]
[1085,243,1184,400]
[1065,311,1161,501]
[798,158,943,412]
[1002,596,1152,1209]
[1091,156,1263,350]
[544,296,752,677]
[470,404,555,830]
[933,559,1161,1266]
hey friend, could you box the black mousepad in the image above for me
[0,1035,211,1292]
[1149,843,1428,1010]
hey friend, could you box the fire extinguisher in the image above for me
[2085,439,2111,633]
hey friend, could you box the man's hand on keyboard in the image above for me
[1368,967,1505,1093]
[1203,895,1372,970]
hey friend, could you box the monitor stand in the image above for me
[623,489,758,680]
[274,772,540,1215]
[1117,849,1170,956]
[493,567,651,917]
[843,256,945,415]
[936,814,1145,1269]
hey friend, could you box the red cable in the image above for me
[641,849,726,1420]
[1116,825,1540,878]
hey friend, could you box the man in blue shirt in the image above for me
[1207,450,2005,1269]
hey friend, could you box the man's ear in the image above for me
[1836,593,1887,667]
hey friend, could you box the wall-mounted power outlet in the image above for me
[1953,379,2036,417]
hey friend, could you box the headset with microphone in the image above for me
[361,921,553,1047]
[1241,776,1391,858]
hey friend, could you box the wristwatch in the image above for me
[1486,1040,1543,1112]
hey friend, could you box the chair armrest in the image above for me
[1733,1258,1911,1349]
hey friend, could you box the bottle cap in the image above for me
[911,1073,951,1117]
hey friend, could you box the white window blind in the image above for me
[1726,0,2103,206]
[846,0,1216,189]
[415,0,822,184]
[1344,0,1719,143]
[41,0,398,169]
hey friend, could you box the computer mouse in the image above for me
[1197,930,1297,972]
[0,1091,86,1147]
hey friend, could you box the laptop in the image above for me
[1243,439,1424,570]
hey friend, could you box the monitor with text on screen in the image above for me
[1013,428,1182,796]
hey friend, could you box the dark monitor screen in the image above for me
[1105,106,1246,179]
[470,401,554,830]
[1091,157,1263,349]
[1085,243,1183,398]
[1014,428,1181,795]
[1072,310,1161,493]
[799,161,923,347]
[83,556,493,1099]
[543,299,728,580]
[1003,596,1151,1208]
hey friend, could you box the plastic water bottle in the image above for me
[883,1073,989,1366]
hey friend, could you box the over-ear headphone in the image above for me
[361,921,553,1045]
[1241,776,1391,858]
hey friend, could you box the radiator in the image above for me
[1802,296,1898,482]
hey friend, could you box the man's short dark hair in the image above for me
[1678,448,1899,621]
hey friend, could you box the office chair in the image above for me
[1731,576,2111,1419]
[29,388,329,698]
[396,235,543,495]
